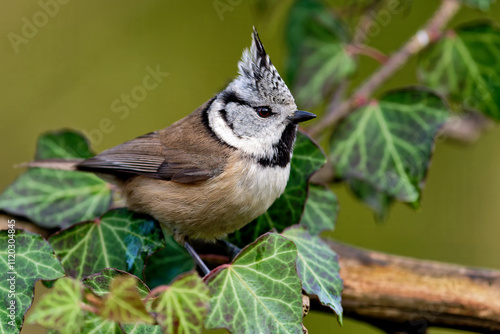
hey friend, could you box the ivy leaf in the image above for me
[98,276,154,324]
[27,277,84,334]
[282,226,343,322]
[206,233,303,334]
[286,0,354,108]
[144,235,195,289]
[81,315,123,334]
[0,169,112,229]
[230,132,326,246]
[0,230,65,333]
[459,0,496,11]
[35,130,94,160]
[121,323,163,334]
[0,130,112,228]
[42,271,159,334]
[418,23,500,120]
[83,269,162,334]
[329,89,449,207]
[48,314,125,334]
[348,179,393,221]
[150,271,209,334]
[83,268,150,297]
[49,208,164,279]
[299,184,338,235]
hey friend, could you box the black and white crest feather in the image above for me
[235,28,294,105]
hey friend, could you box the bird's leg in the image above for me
[184,241,210,276]
[222,240,242,261]
[171,228,211,276]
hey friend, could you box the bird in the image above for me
[28,28,315,270]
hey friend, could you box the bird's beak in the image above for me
[288,110,316,124]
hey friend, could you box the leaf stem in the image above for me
[308,0,461,137]
[325,3,378,122]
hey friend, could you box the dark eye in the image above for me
[255,106,272,118]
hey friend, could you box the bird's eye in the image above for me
[255,106,272,118]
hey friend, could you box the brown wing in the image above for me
[77,99,233,184]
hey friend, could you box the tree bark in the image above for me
[312,240,500,333]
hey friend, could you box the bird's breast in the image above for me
[123,154,291,241]
[232,156,290,213]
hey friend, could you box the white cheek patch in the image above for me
[208,101,283,159]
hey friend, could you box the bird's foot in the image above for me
[222,240,242,261]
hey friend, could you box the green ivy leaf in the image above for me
[348,179,393,221]
[27,277,84,334]
[286,0,354,108]
[81,315,123,334]
[150,271,209,334]
[121,323,163,334]
[206,233,303,334]
[83,268,149,297]
[83,269,162,334]
[418,23,500,120]
[144,235,195,289]
[299,184,338,235]
[459,0,496,11]
[42,271,159,334]
[35,130,94,160]
[49,314,124,334]
[98,276,155,324]
[49,209,164,279]
[0,230,65,333]
[0,169,112,229]
[330,89,449,207]
[231,132,326,246]
[282,226,343,322]
[0,130,112,228]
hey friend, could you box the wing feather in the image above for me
[77,131,219,183]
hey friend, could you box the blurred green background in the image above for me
[1,1,499,333]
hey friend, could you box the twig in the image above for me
[308,0,461,137]
[311,239,500,333]
[345,44,389,64]
[325,4,378,124]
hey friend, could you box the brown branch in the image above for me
[308,0,461,137]
[194,237,500,332]
[311,239,500,333]
[345,44,389,64]
[7,211,499,332]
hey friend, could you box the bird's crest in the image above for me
[235,28,294,105]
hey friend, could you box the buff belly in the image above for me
[122,155,290,242]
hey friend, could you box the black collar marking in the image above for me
[257,123,296,168]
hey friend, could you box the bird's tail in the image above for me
[17,159,83,171]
